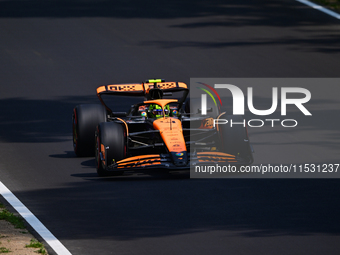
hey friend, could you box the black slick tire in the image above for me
[72,104,107,157]
[95,122,126,177]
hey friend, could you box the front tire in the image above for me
[95,122,126,176]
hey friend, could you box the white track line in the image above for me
[296,0,340,19]
[0,181,72,255]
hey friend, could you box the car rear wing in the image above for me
[97,80,189,113]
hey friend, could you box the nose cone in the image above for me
[152,118,187,153]
[171,151,188,167]
[152,117,188,167]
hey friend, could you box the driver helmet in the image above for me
[149,104,170,118]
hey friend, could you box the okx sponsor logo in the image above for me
[195,81,312,128]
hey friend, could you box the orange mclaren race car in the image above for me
[72,79,253,176]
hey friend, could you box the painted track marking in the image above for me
[296,0,340,19]
[0,181,72,255]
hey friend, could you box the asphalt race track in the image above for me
[1,0,340,254]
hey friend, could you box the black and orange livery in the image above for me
[72,79,253,176]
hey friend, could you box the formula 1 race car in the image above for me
[72,79,253,176]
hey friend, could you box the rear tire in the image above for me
[72,104,107,157]
[95,122,126,176]
[217,115,253,163]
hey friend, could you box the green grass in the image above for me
[35,247,47,254]
[313,0,340,10]
[0,204,47,254]
[0,247,10,253]
[26,239,44,249]
[0,207,25,229]
[26,239,47,254]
